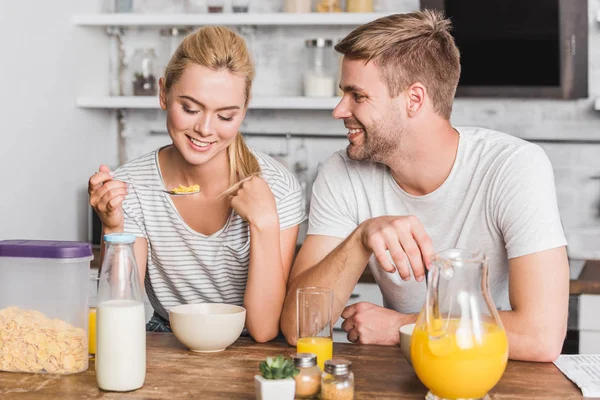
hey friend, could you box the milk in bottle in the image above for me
[96,233,146,392]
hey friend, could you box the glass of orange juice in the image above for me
[411,249,508,400]
[89,271,100,357]
[296,287,334,370]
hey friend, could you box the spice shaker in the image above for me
[293,353,321,399]
[321,359,354,400]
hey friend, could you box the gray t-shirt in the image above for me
[307,127,567,313]
[114,148,307,319]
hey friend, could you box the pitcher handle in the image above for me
[425,261,441,334]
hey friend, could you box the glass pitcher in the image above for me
[96,233,146,392]
[411,249,508,400]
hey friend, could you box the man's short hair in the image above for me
[335,10,461,119]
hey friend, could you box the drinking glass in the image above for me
[89,271,100,356]
[296,287,334,370]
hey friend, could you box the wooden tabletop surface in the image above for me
[0,333,582,399]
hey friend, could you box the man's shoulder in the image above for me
[458,126,543,163]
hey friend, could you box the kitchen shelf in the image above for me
[76,96,341,110]
[72,12,391,27]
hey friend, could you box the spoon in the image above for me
[120,181,200,196]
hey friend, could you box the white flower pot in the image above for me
[254,375,296,400]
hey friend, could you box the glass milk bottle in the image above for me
[96,233,146,392]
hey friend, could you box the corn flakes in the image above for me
[170,184,200,194]
[0,307,87,374]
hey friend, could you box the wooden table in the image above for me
[0,333,582,399]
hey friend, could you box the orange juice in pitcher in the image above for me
[411,249,508,400]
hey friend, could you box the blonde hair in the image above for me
[335,10,460,119]
[163,26,260,187]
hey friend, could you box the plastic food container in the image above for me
[0,240,93,374]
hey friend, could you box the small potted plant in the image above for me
[255,355,298,400]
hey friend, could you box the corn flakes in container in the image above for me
[0,240,93,374]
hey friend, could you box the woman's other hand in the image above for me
[228,176,278,230]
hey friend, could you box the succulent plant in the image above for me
[259,355,299,380]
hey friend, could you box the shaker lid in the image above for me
[104,233,136,244]
[293,353,317,368]
[305,38,333,48]
[324,359,352,375]
[0,240,93,259]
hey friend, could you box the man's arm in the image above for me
[280,232,370,345]
[281,215,434,345]
[340,246,569,358]
[499,246,569,362]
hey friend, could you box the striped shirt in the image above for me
[114,147,307,319]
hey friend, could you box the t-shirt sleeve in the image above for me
[307,152,359,239]
[492,144,567,259]
[274,171,308,230]
[113,169,147,239]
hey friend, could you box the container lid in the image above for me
[305,38,333,48]
[293,353,317,368]
[104,233,136,244]
[324,359,352,375]
[0,240,92,259]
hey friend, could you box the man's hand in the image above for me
[340,302,417,345]
[358,215,434,282]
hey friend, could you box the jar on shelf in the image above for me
[207,0,225,13]
[303,38,336,97]
[335,38,343,97]
[134,0,184,13]
[184,0,207,13]
[314,0,342,12]
[346,0,373,12]
[321,359,354,400]
[285,0,311,12]
[232,0,250,12]
[293,353,321,399]
[159,27,192,74]
[130,48,158,96]
[106,0,133,13]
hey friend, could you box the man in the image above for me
[280,10,569,362]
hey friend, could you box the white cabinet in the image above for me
[332,282,383,343]
[578,294,600,353]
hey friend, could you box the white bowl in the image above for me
[399,323,415,365]
[169,303,246,352]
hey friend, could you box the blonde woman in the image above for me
[88,26,306,342]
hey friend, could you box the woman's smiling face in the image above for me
[160,63,247,167]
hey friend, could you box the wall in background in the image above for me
[0,0,116,241]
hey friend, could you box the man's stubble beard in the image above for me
[347,117,403,163]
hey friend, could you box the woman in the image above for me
[88,26,306,342]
